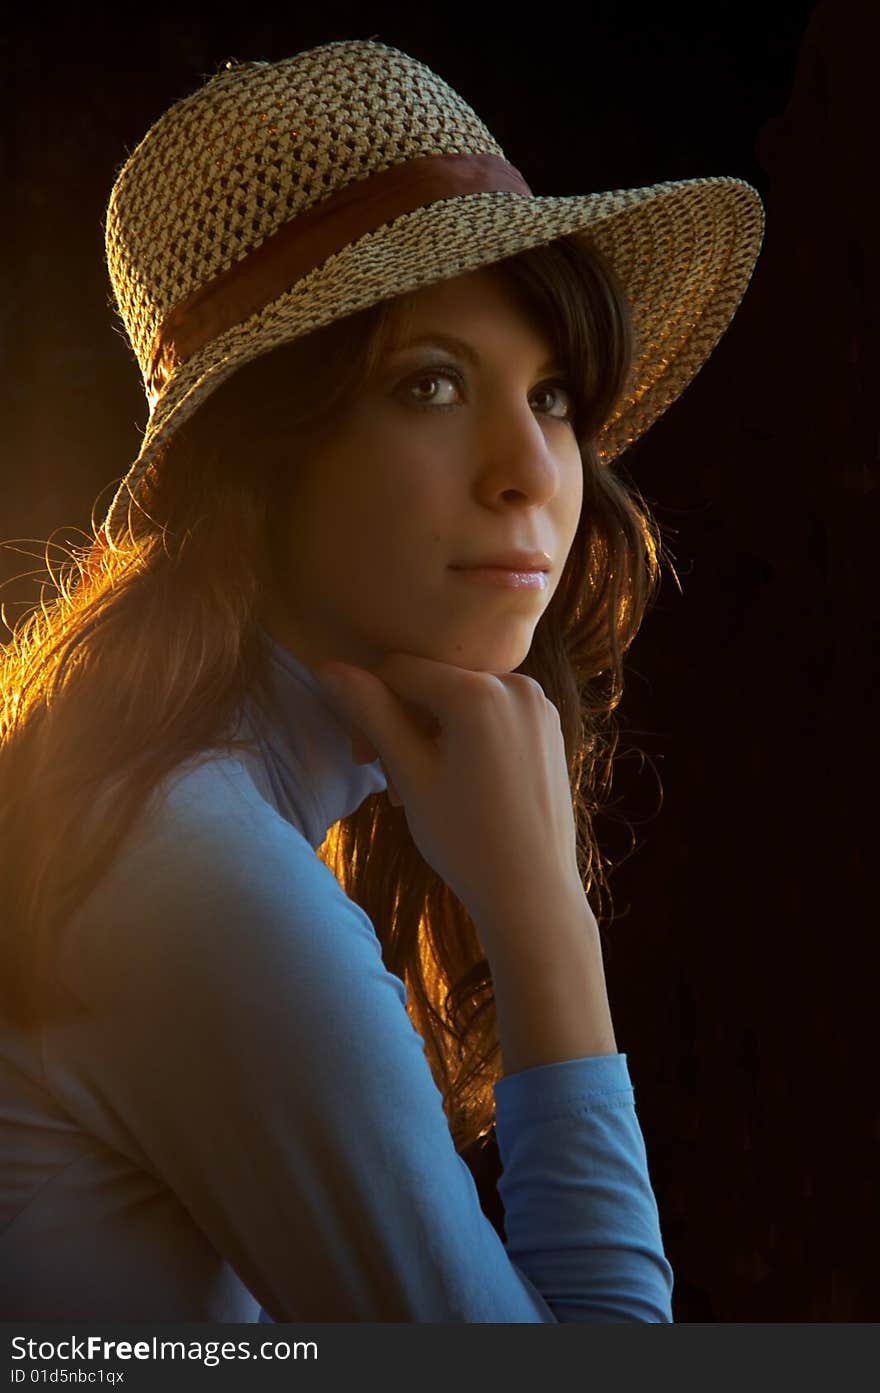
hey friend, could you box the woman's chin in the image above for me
[431,633,535,675]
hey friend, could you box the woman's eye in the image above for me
[531,383,575,419]
[403,366,575,421]
[406,370,460,407]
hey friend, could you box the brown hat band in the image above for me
[146,152,534,402]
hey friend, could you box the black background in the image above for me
[3,0,877,1321]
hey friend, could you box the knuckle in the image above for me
[371,652,407,683]
[463,671,503,711]
[508,672,546,702]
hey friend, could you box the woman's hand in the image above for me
[313,653,586,934]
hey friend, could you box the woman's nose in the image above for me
[473,407,563,507]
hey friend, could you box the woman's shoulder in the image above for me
[146,744,286,834]
[56,748,367,1006]
[123,746,341,907]
[112,745,313,881]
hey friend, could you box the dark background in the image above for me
[3,0,877,1321]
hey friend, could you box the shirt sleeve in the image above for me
[47,764,674,1323]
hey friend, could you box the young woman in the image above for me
[0,39,764,1321]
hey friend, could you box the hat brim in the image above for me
[103,175,764,542]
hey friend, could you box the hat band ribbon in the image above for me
[146,151,534,402]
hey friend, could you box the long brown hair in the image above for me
[0,232,673,1152]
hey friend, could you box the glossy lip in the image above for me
[449,550,552,571]
[450,567,549,590]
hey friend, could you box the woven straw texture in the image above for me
[102,37,765,543]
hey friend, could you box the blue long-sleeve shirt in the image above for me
[0,627,674,1321]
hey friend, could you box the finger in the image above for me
[312,666,378,763]
[378,761,402,806]
[352,650,505,738]
[313,661,432,792]
[350,728,379,764]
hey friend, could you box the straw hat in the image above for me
[96,36,765,551]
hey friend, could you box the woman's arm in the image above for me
[45,761,673,1322]
[479,883,618,1076]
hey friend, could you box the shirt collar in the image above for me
[235,625,388,849]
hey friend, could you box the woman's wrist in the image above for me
[474,884,619,1075]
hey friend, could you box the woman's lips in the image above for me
[449,566,548,589]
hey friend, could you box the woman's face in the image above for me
[263,266,584,675]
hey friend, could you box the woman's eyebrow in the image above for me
[386,330,562,375]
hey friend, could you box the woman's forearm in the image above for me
[478,886,619,1076]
